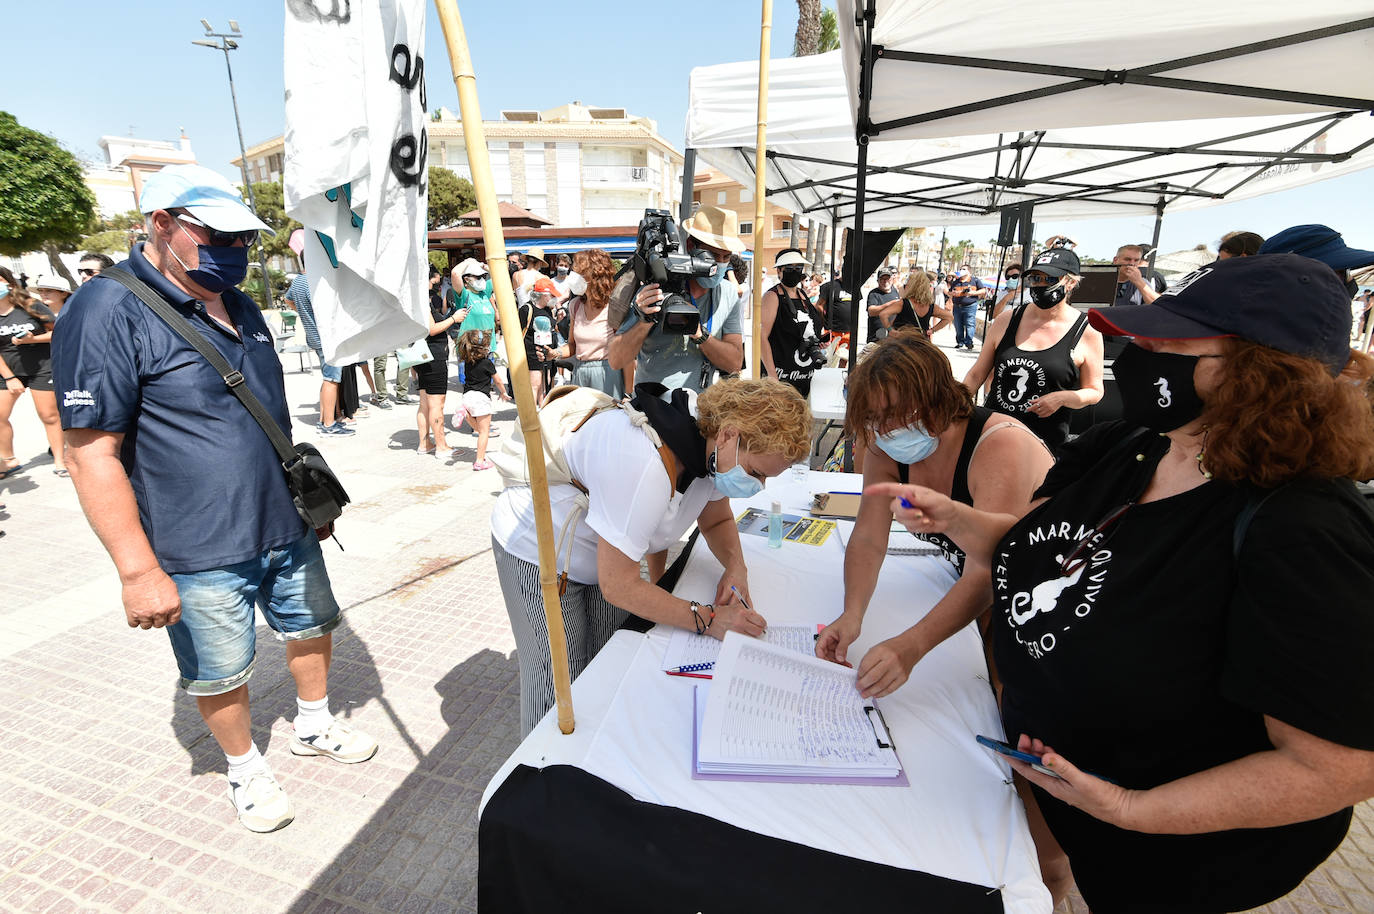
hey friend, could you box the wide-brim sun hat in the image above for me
[1088,253,1351,375]
[455,257,488,278]
[34,275,73,292]
[775,248,809,268]
[681,204,747,254]
[138,163,274,235]
[524,247,548,265]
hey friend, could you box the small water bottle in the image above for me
[768,500,784,549]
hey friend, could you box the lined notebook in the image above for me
[662,624,817,675]
[693,634,906,784]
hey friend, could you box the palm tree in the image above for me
[819,7,839,53]
[794,0,822,56]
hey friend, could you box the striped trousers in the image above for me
[492,537,628,736]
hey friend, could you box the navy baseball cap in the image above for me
[1089,254,1352,375]
[1027,246,1080,278]
[1258,224,1374,272]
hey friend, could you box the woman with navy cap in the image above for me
[877,254,1374,913]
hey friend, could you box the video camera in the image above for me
[630,208,716,336]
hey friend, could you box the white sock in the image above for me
[225,745,269,785]
[295,695,333,736]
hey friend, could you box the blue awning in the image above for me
[506,236,638,256]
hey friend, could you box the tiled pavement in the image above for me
[1,331,1372,913]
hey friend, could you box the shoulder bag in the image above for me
[101,267,350,530]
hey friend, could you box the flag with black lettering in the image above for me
[283,0,429,363]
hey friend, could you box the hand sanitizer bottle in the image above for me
[768,500,784,549]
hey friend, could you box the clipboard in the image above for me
[811,491,862,519]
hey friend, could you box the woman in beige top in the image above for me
[552,248,631,397]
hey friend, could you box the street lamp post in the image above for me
[193,20,275,311]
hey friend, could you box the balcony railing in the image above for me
[583,165,652,184]
[771,228,810,240]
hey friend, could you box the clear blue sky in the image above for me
[7,1,1372,262]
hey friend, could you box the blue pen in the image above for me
[900,497,915,509]
[730,585,753,611]
[668,662,715,675]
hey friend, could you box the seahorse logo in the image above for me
[1008,558,1085,626]
[1155,377,1172,408]
[1004,366,1030,404]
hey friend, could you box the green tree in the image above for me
[0,111,96,287]
[428,250,450,274]
[80,230,135,256]
[244,180,302,269]
[818,7,839,53]
[428,167,476,230]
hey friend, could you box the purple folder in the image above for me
[690,686,910,787]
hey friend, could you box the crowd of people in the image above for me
[16,158,1374,914]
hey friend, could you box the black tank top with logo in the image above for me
[762,285,819,396]
[988,305,1088,450]
[895,406,995,575]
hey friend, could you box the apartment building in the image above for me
[86,132,198,216]
[232,102,683,229]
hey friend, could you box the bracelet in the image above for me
[689,601,715,635]
[0,376,13,382]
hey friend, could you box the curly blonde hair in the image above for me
[696,378,812,462]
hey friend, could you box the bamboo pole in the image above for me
[751,0,773,379]
[435,1,575,734]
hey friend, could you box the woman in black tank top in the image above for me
[962,252,1106,452]
[761,249,823,396]
[815,330,1054,699]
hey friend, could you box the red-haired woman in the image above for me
[877,255,1374,913]
[0,267,64,477]
[551,248,630,398]
[816,329,1053,694]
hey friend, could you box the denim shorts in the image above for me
[166,532,342,695]
[312,347,343,383]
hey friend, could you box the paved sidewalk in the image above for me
[0,333,1371,914]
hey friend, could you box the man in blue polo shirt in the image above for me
[947,266,989,350]
[52,164,376,834]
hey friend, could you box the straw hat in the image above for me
[525,247,548,266]
[682,205,747,254]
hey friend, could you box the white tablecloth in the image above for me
[481,471,1051,914]
[809,366,847,422]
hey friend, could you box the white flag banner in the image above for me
[283,0,430,364]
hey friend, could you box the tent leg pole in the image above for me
[1148,198,1165,275]
[435,0,575,734]
[680,149,696,223]
[750,0,773,382]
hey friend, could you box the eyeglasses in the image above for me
[77,268,98,277]
[1059,502,1134,577]
[175,212,259,248]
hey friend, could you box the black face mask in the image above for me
[1028,282,1066,309]
[780,267,805,288]
[1113,343,1206,432]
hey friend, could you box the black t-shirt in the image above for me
[894,406,996,575]
[818,280,852,333]
[518,304,556,366]
[0,302,56,378]
[426,292,450,360]
[990,421,1374,912]
[463,356,496,394]
[865,287,899,339]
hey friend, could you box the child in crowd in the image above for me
[458,330,509,470]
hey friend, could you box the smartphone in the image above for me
[976,734,1064,779]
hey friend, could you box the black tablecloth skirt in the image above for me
[479,764,1004,913]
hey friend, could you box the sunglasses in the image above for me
[77,268,98,277]
[1060,502,1134,577]
[175,212,259,248]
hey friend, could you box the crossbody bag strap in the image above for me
[102,267,298,466]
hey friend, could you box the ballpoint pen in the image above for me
[729,585,752,611]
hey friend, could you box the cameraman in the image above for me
[607,205,745,394]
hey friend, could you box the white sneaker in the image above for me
[290,717,378,764]
[227,771,294,833]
